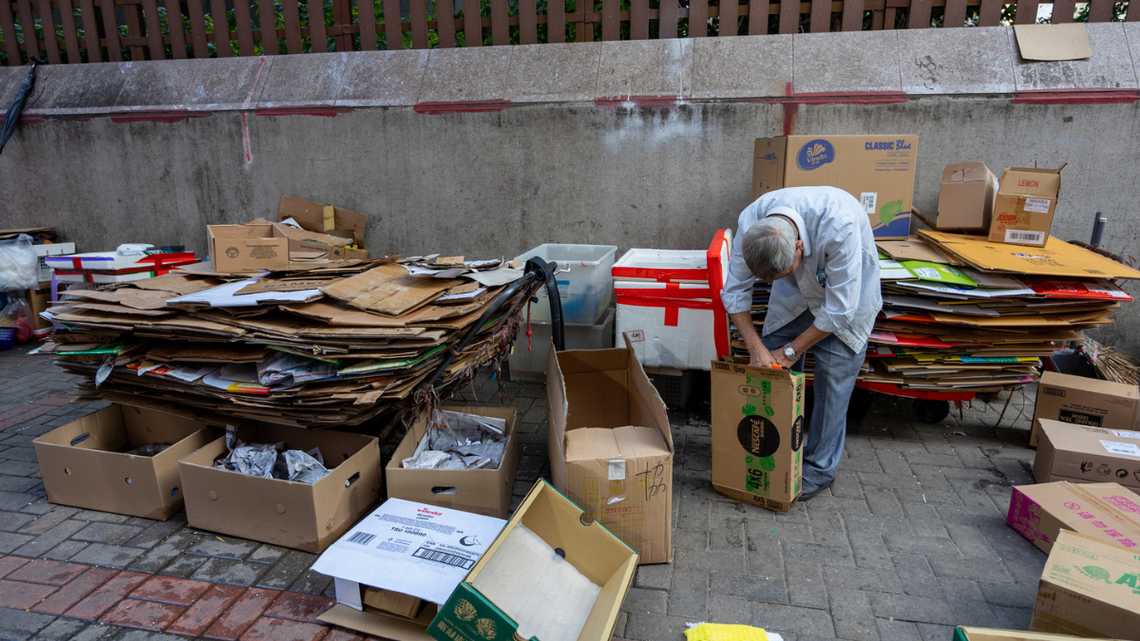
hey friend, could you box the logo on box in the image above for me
[795,139,835,172]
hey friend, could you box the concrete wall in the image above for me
[2,25,1139,351]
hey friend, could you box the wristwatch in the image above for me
[782,344,796,360]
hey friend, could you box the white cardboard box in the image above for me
[34,243,75,282]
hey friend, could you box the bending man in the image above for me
[722,186,882,501]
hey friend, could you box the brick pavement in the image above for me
[0,342,1046,641]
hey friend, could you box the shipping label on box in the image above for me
[1007,481,1140,554]
[989,167,1062,247]
[1030,530,1140,639]
[752,135,918,240]
[1030,371,1140,447]
[710,360,805,512]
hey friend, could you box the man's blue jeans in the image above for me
[761,311,863,486]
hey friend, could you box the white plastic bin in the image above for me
[515,244,617,324]
[611,248,709,284]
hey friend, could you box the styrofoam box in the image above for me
[616,299,717,371]
[515,244,616,324]
[611,248,709,284]
[34,243,75,282]
[509,307,614,380]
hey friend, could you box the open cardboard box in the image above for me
[279,195,369,247]
[1029,370,1140,447]
[430,479,638,641]
[179,423,382,553]
[386,405,518,518]
[546,338,674,564]
[955,627,1120,641]
[33,404,220,520]
[207,223,367,273]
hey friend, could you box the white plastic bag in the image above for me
[0,235,37,292]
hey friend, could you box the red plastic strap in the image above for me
[613,284,714,299]
[71,257,83,268]
[611,266,709,282]
[616,294,714,328]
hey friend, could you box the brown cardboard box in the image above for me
[546,340,673,564]
[988,167,1063,247]
[179,423,383,553]
[1007,481,1140,554]
[1030,530,1140,639]
[24,285,51,331]
[207,223,367,273]
[710,359,806,512]
[1029,371,1140,447]
[386,406,518,518]
[33,404,219,520]
[279,195,369,246]
[1033,419,1140,490]
[956,626,1121,641]
[937,162,999,232]
[752,135,918,239]
[429,479,638,641]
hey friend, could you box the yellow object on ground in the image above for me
[685,623,770,641]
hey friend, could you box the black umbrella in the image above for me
[0,56,45,155]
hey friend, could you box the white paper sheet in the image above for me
[311,498,505,604]
[167,276,322,308]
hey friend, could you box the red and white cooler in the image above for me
[612,230,732,370]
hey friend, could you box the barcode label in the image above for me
[1024,197,1051,214]
[347,531,376,546]
[412,547,475,570]
[1005,230,1044,244]
[860,192,877,214]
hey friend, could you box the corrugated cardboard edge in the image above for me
[318,603,434,641]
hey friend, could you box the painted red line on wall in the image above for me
[413,100,514,114]
[1012,89,1140,105]
[253,106,355,118]
[0,114,46,125]
[751,91,910,106]
[594,96,686,109]
[109,111,207,124]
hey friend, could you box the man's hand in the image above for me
[746,338,776,368]
[772,348,795,369]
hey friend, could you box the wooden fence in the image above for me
[1,0,1134,66]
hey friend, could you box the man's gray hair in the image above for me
[742,216,797,281]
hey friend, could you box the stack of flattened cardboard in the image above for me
[40,241,534,429]
[730,232,1140,394]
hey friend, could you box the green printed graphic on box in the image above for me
[430,582,538,641]
[744,456,771,496]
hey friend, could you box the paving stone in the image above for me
[72,522,146,546]
[917,623,957,641]
[263,592,333,624]
[166,584,246,637]
[891,553,943,599]
[187,538,260,561]
[0,460,39,478]
[0,531,33,553]
[926,554,1012,583]
[99,598,186,631]
[69,543,146,569]
[784,560,828,609]
[633,563,672,590]
[869,593,955,626]
[44,540,87,561]
[0,607,55,639]
[131,575,213,606]
[622,611,691,641]
[710,573,788,605]
[8,558,87,585]
[705,594,752,626]
[672,548,748,575]
[876,617,923,641]
[192,558,268,587]
[13,518,88,558]
[65,571,149,621]
[29,617,92,640]
[17,506,79,535]
[125,516,188,550]
[821,563,902,593]
[247,544,288,564]
[830,588,880,641]
[287,570,332,596]
[0,555,29,578]
[74,510,130,524]
[0,579,58,610]
[159,554,210,578]
[257,551,316,590]
[204,587,279,640]
[622,586,668,616]
[666,568,707,618]
[33,567,120,616]
[752,602,835,637]
[940,577,999,628]
[236,615,327,641]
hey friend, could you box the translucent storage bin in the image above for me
[515,244,617,324]
[507,307,614,380]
